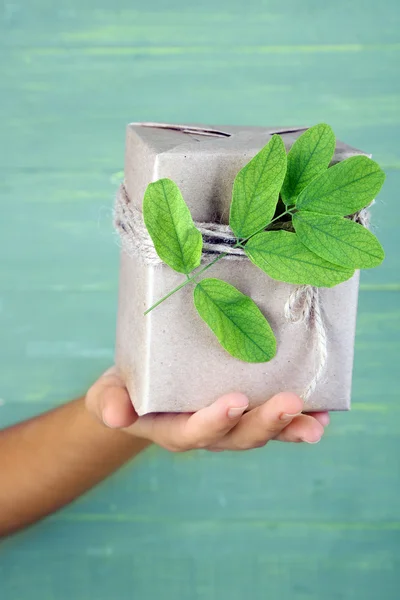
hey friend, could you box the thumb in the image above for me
[132,392,249,451]
[85,367,138,429]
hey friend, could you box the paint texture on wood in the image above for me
[0,1,399,598]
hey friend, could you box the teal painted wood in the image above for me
[0,1,399,598]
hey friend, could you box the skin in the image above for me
[0,367,328,537]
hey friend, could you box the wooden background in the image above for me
[1,1,399,598]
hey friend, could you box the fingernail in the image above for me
[102,407,116,428]
[319,413,330,426]
[227,405,248,419]
[280,411,302,422]
[302,437,321,444]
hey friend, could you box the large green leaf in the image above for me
[143,178,203,274]
[229,135,287,239]
[293,211,385,269]
[281,123,336,206]
[245,230,354,287]
[193,278,276,363]
[296,155,385,216]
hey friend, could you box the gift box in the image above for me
[115,122,367,415]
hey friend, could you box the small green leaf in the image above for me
[296,155,385,216]
[143,178,203,274]
[245,230,354,287]
[293,211,385,269]
[193,278,276,363]
[229,135,287,239]
[281,123,336,206]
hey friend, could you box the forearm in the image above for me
[0,397,149,537]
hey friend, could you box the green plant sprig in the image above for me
[141,123,386,363]
[143,207,294,315]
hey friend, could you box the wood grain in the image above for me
[0,1,399,598]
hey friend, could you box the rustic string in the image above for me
[114,182,370,403]
[284,205,370,401]
[114,182,246,262]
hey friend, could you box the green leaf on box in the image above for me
[245,230,354,287]
[143,178,203,274]
[295,155,385,216]
[281,123,336,206]
[193,278,276,363]
[293,211,385,269]
[229,134,287,239]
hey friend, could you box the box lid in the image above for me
[124,121,367,223]
[127,121,366,159]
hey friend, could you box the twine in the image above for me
[282,205,371,401]
[115,182,246,263]
[284,285,327,401]
[114,182,370,403]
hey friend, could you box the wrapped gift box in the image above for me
[115,122,366,415]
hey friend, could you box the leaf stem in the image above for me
[144,253,227,315]
[144,207,293,314]
[242,208,292,240]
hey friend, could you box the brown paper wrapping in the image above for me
[116,123,364,415]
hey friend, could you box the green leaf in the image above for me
[143,178,203,274]
[245,230,354,287]
[229,135,287,239]
[193,278,276,363]
[296,155,385,216]
[281,123,336,206]
[293,211,385,269]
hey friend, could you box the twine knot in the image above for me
[284,286,327,401]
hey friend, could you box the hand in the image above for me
[86,367,329,452]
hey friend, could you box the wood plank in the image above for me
[0,0,399,598]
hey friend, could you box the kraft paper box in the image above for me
[115,122,365,415]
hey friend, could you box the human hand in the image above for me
[85,367,329,452]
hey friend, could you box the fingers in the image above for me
[273,414,325,443]
[85,367,138,429]
[86,370,329,454]
[212,392,304,450]
[183,392,250,447]
[306,412,330,427]
[130,392,249,451]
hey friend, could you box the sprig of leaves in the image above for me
[141,125,386,363]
